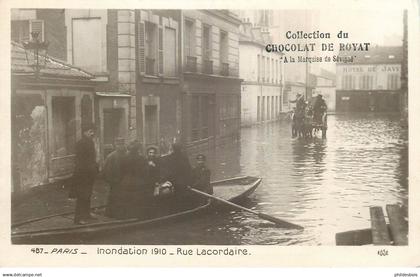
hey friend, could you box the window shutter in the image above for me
[138,22,145,74]
[158,26,164,75]
[29,20,44,41]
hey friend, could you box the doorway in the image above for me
[144,105,158,148]
[103,108,125,158]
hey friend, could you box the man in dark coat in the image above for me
[114,140,146,219]
[164,143,194,211]
[192,154,212,194]
[103,138,127,218]
[73,123,98,225]
[191,154,212,206]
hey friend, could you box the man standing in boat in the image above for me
[192,154,212,194]
[191,154,212,205]
[73,123,98,225]
[103,137,127,218]
[165,143,194,211]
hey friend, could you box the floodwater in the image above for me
[88,113,408,245]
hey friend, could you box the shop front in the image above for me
[12,42,96,193]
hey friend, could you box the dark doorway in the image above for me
[144,105,158,148]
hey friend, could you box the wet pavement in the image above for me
[12,113,408,245]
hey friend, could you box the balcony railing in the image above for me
[186,56,197,73]
[146,57,155,75]
[221,62,229,76]
[203,60,213,74]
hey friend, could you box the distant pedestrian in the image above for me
[73,123,98,225]
[103,138,127,218]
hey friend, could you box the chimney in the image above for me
[261,28,272,43]
[241,18,253,36]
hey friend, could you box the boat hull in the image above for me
[12,176,261,244]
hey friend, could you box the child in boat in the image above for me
[192,154,213,205]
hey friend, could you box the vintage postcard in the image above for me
[0,0,419,268]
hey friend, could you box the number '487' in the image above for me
[377,249,389,256]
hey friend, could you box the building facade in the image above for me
[180,10,242,151]
[313,69,336,112]
[239,21,283,126]
[11,9,243,186]
[238,10,320,107]
[336,46,403,112]
[135,10,182,154]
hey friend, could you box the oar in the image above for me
[189,187,304,230]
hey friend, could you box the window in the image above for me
[271,96,275,119]
[266,57,270,82]
[261,56,265,82]
[359,75,373,90]
[262,96,265,121]
[72,18,103,73]
[342,75,355,89]
[52,97,76,157]
[283,90,289,105]
[185,20,197,72]
[202,25,212,74]
[11,19,44,43]
[145,22,157,75]
[220,31,228,64]
[191,95,210,141]
[387,74,399,90]
[202,25,211,60]
[184,19,195,57]
[164,27,177,76]
[257,55,260,81]
[220,31,229,75]
[257,96,261,122]
[271,58,274,83]
[219,95,240,137]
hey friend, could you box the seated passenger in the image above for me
[139,146,161,219]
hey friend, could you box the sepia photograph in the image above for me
[8,7,410,246]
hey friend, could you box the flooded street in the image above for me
[88,113,408,245]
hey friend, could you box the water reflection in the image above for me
[86,113,408,245]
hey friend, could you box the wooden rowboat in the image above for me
[12,176,261,244]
